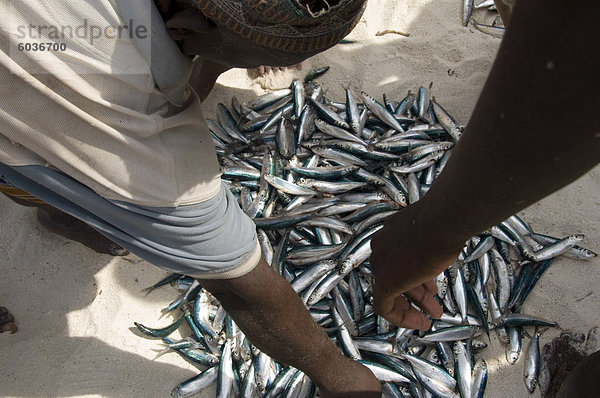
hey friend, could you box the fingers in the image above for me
[376,294,431,331]
[423,279,438,295]
[374,280,443,330]
[406,284,443,319]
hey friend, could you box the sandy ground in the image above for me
[1,0,599,397]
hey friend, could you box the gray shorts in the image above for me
[0,163,261,279]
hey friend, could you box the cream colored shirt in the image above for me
[0,0,222,207]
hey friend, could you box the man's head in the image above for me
[162,0,366,68]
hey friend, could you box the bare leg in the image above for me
[371,0,600,328]
[198,258,381,398]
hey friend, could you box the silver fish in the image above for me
[137,80,592,398]
[524,329,543,393]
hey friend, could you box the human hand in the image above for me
[369,215,459,330]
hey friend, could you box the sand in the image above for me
[1,0,599,397]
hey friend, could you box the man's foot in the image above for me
[0,307,17,334]
[248,63,302,78]
[36,206,129,256]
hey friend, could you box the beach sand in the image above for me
[1,0,599,397]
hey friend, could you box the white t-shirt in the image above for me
[0,0,222,207]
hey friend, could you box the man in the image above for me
[370,0,600,340]
[1,0,599,396]
[368,0,599,396]
[0,0,381,396]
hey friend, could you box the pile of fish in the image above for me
[134,70,596,398]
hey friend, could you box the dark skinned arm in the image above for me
[370,0,600,330]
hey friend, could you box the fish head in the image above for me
[524,374,537,393]
[506,350,519,364]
